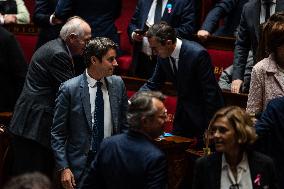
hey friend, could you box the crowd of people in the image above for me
[1,0,284,188]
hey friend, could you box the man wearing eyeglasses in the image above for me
[51,37,128,189]
[8,16,91,180]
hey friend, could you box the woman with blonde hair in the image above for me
[192,106,278,189]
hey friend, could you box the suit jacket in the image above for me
[192,151,279,189]
[247,54,284,114]
[201,0,248,37]
[82,130,167,189]
[140,39,224,138]
[9,38,74,147]
[127,0,195,74]
[33,0,62,49]
[54,0,122,45]
[232,0,284,81]
[255,97,284,188]
[51,73,128,182]
[0,26,27,112]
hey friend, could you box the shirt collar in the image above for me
[221,153,249,172]
[170,38,182,60]
[86,70,105,88]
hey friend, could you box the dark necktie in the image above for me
[264,0,272,21]
[169,56,177,76]
[92,81,104,151]
[154,0,163,24]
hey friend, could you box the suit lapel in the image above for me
[142,0,154,27]
[248,152,259,189]
[105,77,119,134]
[208,153,222,189]
[80,73,92,131]
[253,0,261,42]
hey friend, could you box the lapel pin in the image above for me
[167,3,172,13]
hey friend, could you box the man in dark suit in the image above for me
[33,0,63,49]
[0,26,27,112]
[128,0,195,78]
[82,91,167,189]
[140,22,224,144]
[53,0,122,46]
[51,37,128,189]
[8,17,92,179]
[197,0,248,40]
[255,97,284,188]
[231,0,284,93]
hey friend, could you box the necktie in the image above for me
[169,56,177,76]
[154,0,163,24]
[264,0,272,21]
[92,81,104,151]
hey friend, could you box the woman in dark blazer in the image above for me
[192,106,279,189]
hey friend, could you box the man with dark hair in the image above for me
[128,0,195,78]
[8,17,91,179]
[82,91,168,189]
[140,22,224,144]
[51,37,128,189]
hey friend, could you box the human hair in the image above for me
[3,172,52,189]
[59,16,87,41]
[84,37,117,67]
[208,106,257,147]
[256,12,284,61]
[146,22,177,45]
[127,91,165,129]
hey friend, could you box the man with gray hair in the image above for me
[8,16,91,179]
[82,91,168,189]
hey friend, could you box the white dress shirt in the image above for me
[220,153,253,189]
[86,71,112,138]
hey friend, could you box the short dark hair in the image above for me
[146,22,177,45]
[3,172,52,189]
[84,37,117,67]
[127,91,165,129]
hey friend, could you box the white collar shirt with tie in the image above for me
[86,70,113,138]
[169,38,182,73]
[260,0,277,24]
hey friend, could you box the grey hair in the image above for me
[127,91,165,129]
[60,16,86,41]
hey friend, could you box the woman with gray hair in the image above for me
[192,106,278,189]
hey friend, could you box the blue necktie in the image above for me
[92,81,104,151]
[154,0,162,24]
[170,56,177,76]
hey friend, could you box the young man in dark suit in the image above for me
[51,37,128,189]
[128,0,195,78]
[140,22,224,145]
[8,17,91,179]
[82,91,168,189]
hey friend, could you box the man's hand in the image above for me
[4,14,17,24]
[197,30,210,42]
[132,32,143,42]
[231,79,243,93]
[60,168,76,189]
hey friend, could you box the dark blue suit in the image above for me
[54,0,122,45]
[140,39,224,139]
[82,130,167,189]
[33,0,63,49]
[201,0,248,37]
[255,97,284,188]
[232,0,284,82]
[51,73,128,186]
[128,0,195,77]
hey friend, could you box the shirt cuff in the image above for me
[0,15,4,25]
[49,14,55,25]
